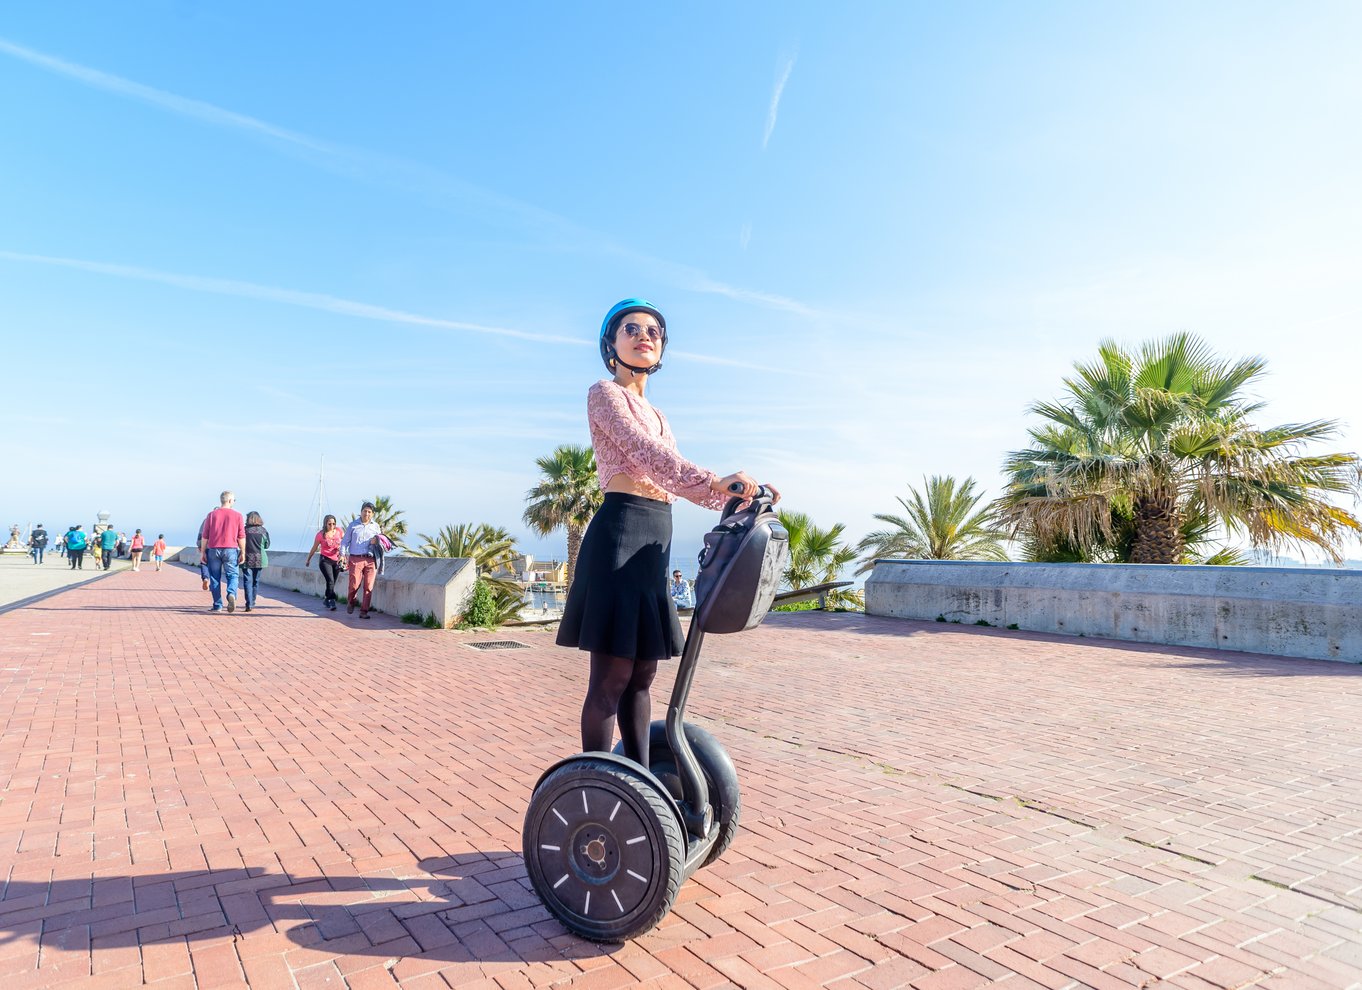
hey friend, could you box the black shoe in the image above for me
[347,604,355,614]
[227,594,236,613]
[243,604,251,613]
[361,612,371,620]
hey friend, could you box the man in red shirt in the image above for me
[198,490,247,613]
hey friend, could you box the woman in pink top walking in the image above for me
[304,514,344,611]
[555,298,778,764]
[129,529,145,572]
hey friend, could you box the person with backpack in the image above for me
[554,298,778,764]
[28,524,49,564]
[65,525,87,569]
[240,511,270,612]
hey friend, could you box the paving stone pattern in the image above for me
[1,566,1360,989]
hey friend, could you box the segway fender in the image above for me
[532,752,685,827]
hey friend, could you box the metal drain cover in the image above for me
[465,640,530,651]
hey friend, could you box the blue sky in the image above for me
[2,2,1359,565]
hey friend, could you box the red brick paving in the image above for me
[2,565,1360,989]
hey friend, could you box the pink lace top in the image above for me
[587,380,728,509]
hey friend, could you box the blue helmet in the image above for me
[599,298,667,375]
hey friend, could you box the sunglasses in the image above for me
[619,322,664,342]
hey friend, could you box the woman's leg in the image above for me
[581,654,658,761]
[581,652,635,753]
[320,558,337,605]
[616,659,659,765]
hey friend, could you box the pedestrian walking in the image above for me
[304,514,343,611]
[151,534,166,570]
[98,526,118,570]
[555,298,777,762]
[115,532,127,559]
[28,523,48,564]
[65,525,86,569]
[129,529,145,572]
[198,491,246,613]
[341,501,384,619]
[240,511,270,612]
[55,533,67,559]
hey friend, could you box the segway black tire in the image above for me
[523,758,685,942]
[618,722,741,868]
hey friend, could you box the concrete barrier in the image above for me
[865,559,1362,663]
[175,548,477,627]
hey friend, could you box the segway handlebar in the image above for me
[727,482,775,498]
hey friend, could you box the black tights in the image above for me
[581,652,658,763]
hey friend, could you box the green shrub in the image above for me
[772,600,820,613]
[400,611,424,625]
[422,612,441,629]
[458,580,500,629]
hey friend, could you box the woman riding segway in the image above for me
[528,299,785,941]
[555,298,778,762]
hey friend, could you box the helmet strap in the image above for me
[607,347,662,376]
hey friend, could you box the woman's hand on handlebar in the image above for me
[714,472,758,498]
[713,473,781,504]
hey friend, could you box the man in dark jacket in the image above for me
[28,524,49,564]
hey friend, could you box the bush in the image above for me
[422,612,441,629]
[400,611,424,625]
[772,600,820,613]
[458,580,500,629]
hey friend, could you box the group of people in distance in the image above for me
[32,524,164,572]
[196,491,388,618]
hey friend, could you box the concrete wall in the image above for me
[865,559,1362,663]
[176,548,477,627]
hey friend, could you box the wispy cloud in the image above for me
[0,250,584,345]
[0,250,818,375]
[763,49,798,150]
[0,36,332,152]
[0,35,820,317]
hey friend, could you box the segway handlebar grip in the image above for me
[727,482,773,499]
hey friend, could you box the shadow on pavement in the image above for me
[0,855,601,963]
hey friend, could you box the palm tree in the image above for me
[778,511,859,594]
[998,333,1362,564]
[855,476,1009,573]
[523,444,603,588]
[410,523,519,593]
[343,495,409,549]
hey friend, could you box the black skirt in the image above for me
[556,492,684,662]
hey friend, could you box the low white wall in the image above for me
[865,560,1362,663]
[176,548,477,627]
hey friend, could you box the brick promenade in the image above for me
[1,566,1359,989]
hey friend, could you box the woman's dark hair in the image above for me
[246,511,264,527]
[322,514,337,530]
[158,534,164,539]
[135,529,141,534]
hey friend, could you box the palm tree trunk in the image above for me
[565,525,583,589]
[1131,494,1183,564]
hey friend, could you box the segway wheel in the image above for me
[618,722,741,868]
[523,758,685,941]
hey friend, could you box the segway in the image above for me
[523,485,788,941]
